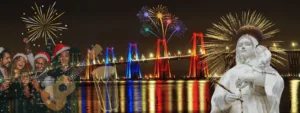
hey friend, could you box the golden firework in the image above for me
[21,2,67,45]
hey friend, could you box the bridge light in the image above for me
[120,56,124,62]
[149,53,154,58]
[188,49,191,54]
[141,54,146,60]
[292,42,297,50]
[177,50,181,55]
[273,43,276,47]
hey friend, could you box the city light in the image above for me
[188,49,191,54]
[177,50,181,55]
[120,56,124,61]
[141,54,146,60]
[292,42,297,50]
[149,53,154,58]
[200,49,204,54]
[273,43,277,47]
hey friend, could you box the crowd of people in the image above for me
[0,38,87,113]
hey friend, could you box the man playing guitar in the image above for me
[46,43,80,113]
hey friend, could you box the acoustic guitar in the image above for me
[40,44,102,111]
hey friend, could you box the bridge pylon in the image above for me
[286,51,300,77]
[126,43,142,79]
[188,32,209,79]
[154,39,171,79]
[104,47,118,79]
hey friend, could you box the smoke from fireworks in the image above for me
[21,2,67,45]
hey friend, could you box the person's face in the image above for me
[35,57,46,71]
[0,52,11,68]
[237,36,255,59]
[59,51,70,66]
[16,57,26,70]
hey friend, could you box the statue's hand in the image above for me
[224,93,240,104]
[236,73,255,88]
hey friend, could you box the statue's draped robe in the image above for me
[211,64,284,113]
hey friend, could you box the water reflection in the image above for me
[148,80,156,113]
[78,79,298,113]
[176,80,184,113]
[290,80,299,113]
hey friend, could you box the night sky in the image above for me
[1,0,299,75]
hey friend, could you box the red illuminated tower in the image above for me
[154,39,171,79]
[188,32,209,78]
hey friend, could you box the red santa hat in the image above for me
[53,44,70,57]
[13,53,28,62]
[35,52,50,63]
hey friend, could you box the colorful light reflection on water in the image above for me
[79,79,298,113]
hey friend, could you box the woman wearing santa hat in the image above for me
[9,53,32,113]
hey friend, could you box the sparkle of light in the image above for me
[149,53,154,58]
[145,28,149,32]
[167,19,171,24]
[157,13,163,19]
[144,12,149,17]
[175,26,180,31]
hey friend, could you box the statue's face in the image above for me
[237,36,254,59]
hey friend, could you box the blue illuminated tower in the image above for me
[126,43,142,79]
[104,47,118,79]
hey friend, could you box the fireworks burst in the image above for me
[137,5,187,42]
[204,10,286,76]
[21,2,67,45]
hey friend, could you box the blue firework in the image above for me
[137,6,150,23]
[173,20,187,38]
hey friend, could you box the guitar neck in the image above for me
[69,66,85,81]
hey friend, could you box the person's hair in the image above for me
[0,48,10,59]
[9,56,29,81]
[236,25,264,43]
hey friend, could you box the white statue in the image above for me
[210,26,284,113]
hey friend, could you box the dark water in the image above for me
[78,78,299,113]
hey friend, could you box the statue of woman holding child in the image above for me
[210,25,284,113]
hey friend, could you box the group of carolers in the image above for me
[0,39,83,113]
